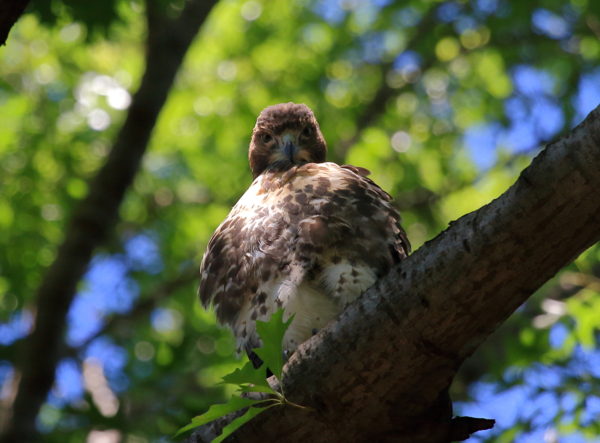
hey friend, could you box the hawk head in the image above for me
[249,103,327,178]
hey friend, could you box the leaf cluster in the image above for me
[176,310,302,442]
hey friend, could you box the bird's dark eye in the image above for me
[301,126,313,138]
[261,133,273,144]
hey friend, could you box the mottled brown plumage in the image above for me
[199,103,410,356]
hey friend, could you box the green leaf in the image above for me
[213,404,270,443]
[174,396,259,437]
[237,384,280,396]
[254,309,294,380]
[220,360,271,390]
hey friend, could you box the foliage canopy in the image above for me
[1,0,600,441]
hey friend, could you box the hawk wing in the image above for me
[199,162,409,353]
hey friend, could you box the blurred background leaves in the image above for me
[0,0,599,441]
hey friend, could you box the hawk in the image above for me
[199,103,410,361]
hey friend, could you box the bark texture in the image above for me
[0,1,217,442]
[190,104,600,442]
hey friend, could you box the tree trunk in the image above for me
[0,1,217,441]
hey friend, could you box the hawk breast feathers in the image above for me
[199,161,409,354]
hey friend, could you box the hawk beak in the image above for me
[281,133,297,162]
[283,141,296,162]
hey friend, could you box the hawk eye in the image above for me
[261,133,273,144]
[301,126,313,138]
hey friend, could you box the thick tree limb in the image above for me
[0,0,29,45]
[190,105,600,442]
[0,1,217,441]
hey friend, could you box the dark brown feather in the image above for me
[199,103,410,354]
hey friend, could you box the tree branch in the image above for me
[0,1,217,441]
[333,5,439,159]
[190,104,600,442]
[0,0,29,46]
[68,265,198,356]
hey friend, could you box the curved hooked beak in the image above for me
[281,133,297,162]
